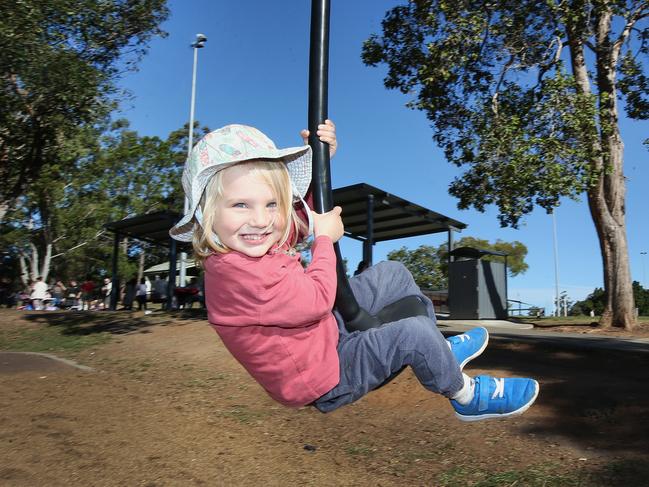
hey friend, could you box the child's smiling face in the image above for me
[212,163,286,258]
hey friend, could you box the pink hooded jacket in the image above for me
[204,235,340,407]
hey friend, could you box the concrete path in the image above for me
[437,319,649,354]
[0,351,94,374]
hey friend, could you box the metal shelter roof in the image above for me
[332,183,467,242]
[104,210,187,247]
[104,185,468,247]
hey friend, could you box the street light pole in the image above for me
[179,33,207,288]
[551,209,560,317]
[641,251,647,289]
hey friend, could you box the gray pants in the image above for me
[314,261,464,413]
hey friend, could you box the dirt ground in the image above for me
[1,309,649,486]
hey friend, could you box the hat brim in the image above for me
[169,145,312,242]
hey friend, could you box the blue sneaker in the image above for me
[447,327,489,370]
[451,375,539,422]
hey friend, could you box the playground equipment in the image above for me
[307,0,428,331]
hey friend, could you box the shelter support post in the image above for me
[362,193,374,266]
[109,231,120,310]
[448,227,456,265]
[168,238,178,310]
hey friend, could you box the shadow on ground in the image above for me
[470,337,649,459]
[22,309,207,336]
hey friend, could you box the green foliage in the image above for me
[634,281,649,315]
[388,245,446,289]
[0,121,199,284]
[570,287,606,316]
[362,1,649,227]
[619,50,649,120]
[387,236,528,289]
[570,282,649,316]
[0,0,170,213]
[442,236,528,276]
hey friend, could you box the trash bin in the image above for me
[448,247,508,320]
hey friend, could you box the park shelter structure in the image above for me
[104,211,186,311]
[333,183,467,266]
[104,185,467,310]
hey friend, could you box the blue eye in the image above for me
[233,202,246,208]
[267,202,278,209]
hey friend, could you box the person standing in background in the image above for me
[101,278,112,310]
[80,278,95,310]
[135,278,148,312]
[30,277,48,310]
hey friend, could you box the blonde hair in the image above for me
[192,160,306,261]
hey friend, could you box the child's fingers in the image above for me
[318,135,336,145]
[304,120,337,157]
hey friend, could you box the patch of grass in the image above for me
[403,449,443,462]
[438,463,588,487]
[224,404,264,424]
[185,375,228,388]
[344,444,374,456]
[0,326,111,355]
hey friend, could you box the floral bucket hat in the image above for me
[170,124,312,242]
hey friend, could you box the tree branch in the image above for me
[492,54,516,116]
[613,4,649,60]
[535,35,564,88]
[50,229,106,259]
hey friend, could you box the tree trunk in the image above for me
[567,7,636,330]
[40,242,52,283]
[29,242,39,281]
[137,251,145,282]
[19,255,29,286]
[592,8,636,329]
[587,145,636,329]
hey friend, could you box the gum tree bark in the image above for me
[567,4,637,327]
[362,0,648,329]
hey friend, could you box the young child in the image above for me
[170,121,539,421]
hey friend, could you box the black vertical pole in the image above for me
[110,232,120,310]
[308,0,332,214]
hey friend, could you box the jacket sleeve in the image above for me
[255,235,337,327]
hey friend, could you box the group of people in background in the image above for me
[0,275,204,312]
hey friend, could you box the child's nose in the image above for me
[250,207,271,227]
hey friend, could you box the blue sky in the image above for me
[117,0,649,313]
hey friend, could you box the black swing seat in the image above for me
[343,295,429,332]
